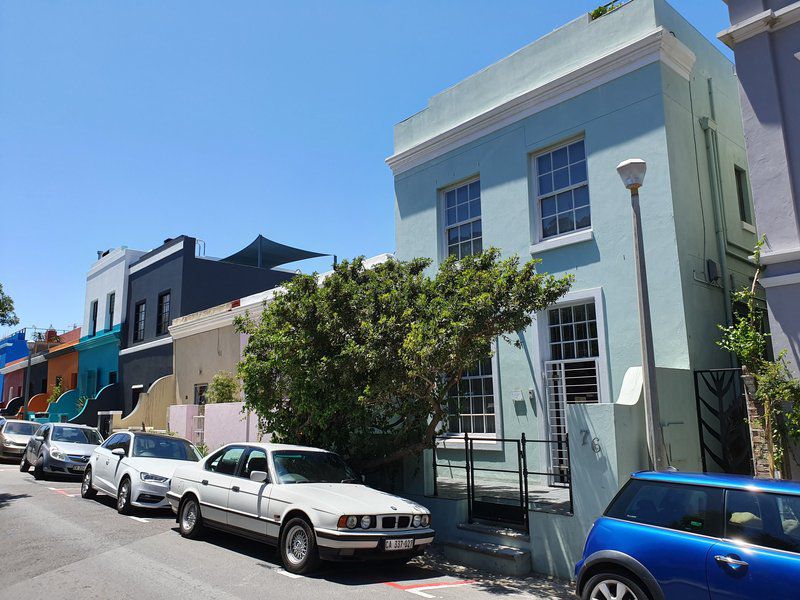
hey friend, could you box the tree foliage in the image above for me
[236,249,572,470]
[0,282,19,327]
[205,371,241,404]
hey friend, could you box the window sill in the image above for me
[741,221,756,234]
[530,229,593,254]
[435,436,502,451]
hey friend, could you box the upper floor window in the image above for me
[133,301,146,342]
[89,300,98,337]
[735,166,752,225]
[535,140,590,240]
[106,292,115,330]
[444,179,482,259]
[157,291,171,336]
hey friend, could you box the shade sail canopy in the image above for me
[221,235,328,270]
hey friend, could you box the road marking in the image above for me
[385,580,476,599]
[275,569,302,579]
[128,516,150,523]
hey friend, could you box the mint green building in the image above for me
[389,0,757,578]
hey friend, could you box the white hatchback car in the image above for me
[167,443,434,574]
[81,430,202,514]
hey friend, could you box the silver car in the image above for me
[0,419,39,460]
[21,422,103,480]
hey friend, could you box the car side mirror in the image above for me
[112,448,126,457]
[361,474,366,484]
[34,435,44,442]
[250,470,268,483]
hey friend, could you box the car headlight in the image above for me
[412,514,422,527]
[3,440,13,447]
[50,446,66,461]
[421,514,430,527]
[140,472,169,483]
[360,515,372,529]
[345,516,358,529]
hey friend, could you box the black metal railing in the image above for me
[431,432,573,529]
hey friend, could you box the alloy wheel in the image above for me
[589,579,639,600]
[182,501,198,532]
[284,525,309,566]
[118,481,129,510]
[82,472,90,495]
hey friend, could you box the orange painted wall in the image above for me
[46,327,81,399]
[28,393,49,413]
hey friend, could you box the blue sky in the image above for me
[0,0,732,338]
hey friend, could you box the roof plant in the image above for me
[236,249,572,471]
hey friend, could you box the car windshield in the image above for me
[51,427,102,445]
[272,450,358,484]
[132,435,200,461]
[4,422,38,436]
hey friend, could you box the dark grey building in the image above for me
[720,1,800,375]
[118,235,324,414]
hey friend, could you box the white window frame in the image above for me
[105,291,116,331]
[436,342,503,449]
[530,137,592,250]
[439,176,482,262]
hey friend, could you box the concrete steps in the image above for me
[440,522,532,576]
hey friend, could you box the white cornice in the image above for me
[385,27,696,175]
[718,1,800,48]
[0,354,44,375]
[760,246,800,265]
[760,272,800,288]
[129,241,184,275]
[119,336,172,356]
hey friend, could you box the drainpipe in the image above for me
[699,112,734,332]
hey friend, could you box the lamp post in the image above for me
[616,158,666,471]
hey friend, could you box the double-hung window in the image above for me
[89,300,98,337]
[106,292,115,330]
[446,357,496,435]
[444,179,482,259]
[157,291,171,336]
[535,140,590,240]
[133,301,146,342]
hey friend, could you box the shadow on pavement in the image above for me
[83,493,176,519]
[188,528,445,586]
[0,492,30,509]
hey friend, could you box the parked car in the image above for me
[167,443,434,574]
[21,423,103,479]
[575,471,800,600]
[81,430,201,515]
[0,419,39,460]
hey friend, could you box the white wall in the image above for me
[83,247,146,333]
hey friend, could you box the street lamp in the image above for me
[616,159,666,471]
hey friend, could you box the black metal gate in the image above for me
[694,368,753,475]
[466,435,528,529]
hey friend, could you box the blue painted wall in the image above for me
[0,330,28,405]
[76,325,122,402]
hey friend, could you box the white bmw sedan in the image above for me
[81,430,202,514]
[167,443,434,574]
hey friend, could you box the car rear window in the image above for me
[726,489,800,554]
[606,479,724,537]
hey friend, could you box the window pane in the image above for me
[553,167,570,190]
[590,340,599,356]
[472,237,483,254]
[564,343,576,359]
[486,418,496,434]
[549,308,560,324]
[471,396,483,414]
[460,241,471,258]
[447,207,457,226]
[573,185,589,207]
[549,327,561,343]
[542,197,556,217]
[457,185,468,204]
[448,227,459,245]
[448,244,459,258]
[568,141,585,162]
[460,416,472,433]
[469,199,481,219]
[471,220,482,237]
[553,146,569,169]
[460,223,472,241]
[575,206,591,230]
[538,174,553,196]
[457,203,469,223]
[560,307,573,323]
[542,216,558,238]
[576,341,589,358]
[558,211,575,233]
[570,160,587,184]
[537,154,552,174]
[556,191,572,213]
[473,416,485,433]
[469,181,480,200]
[445,190,456,208]
[574,304,586,322]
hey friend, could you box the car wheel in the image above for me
[582,572,651,600]
[280,517,320,575]
[179,496,205,539]
[19,454,30,472]
[81,467,97,499]
[33,456,45,480]
[117,477,132,515]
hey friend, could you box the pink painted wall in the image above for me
[202,402,269,451]
[168,404,200,442]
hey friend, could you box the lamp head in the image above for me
[616,158,647,191]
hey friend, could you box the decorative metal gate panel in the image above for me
[694,368,753,475]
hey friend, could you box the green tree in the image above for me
[236,249,572,471]
[0,282,19,327]
[205,371,241,404]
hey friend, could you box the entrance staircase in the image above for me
[440,521,531,576]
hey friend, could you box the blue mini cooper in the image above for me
[575,471,800,600]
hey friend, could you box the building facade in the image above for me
[389,0,756,577]
[0,330,28,407]
[720,0,800,375]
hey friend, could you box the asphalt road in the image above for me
[0,462,573,600]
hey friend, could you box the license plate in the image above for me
[385,538,414,551]
[70,465,86,472]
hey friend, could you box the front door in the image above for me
[707,489,800,599]
[226,447,273,537]
[200,446,246,525]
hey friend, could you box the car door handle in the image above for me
[715,555,749,568]
[201,479,208,486]
[231,486,240,493]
